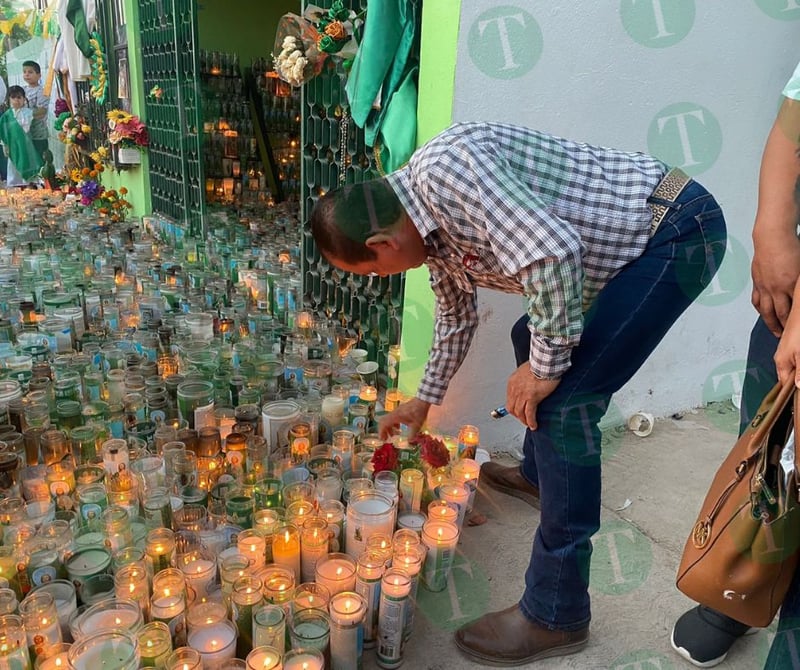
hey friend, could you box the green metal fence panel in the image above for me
[138,0,205,235]
[301,0,405,380]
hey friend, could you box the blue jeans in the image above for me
[509,179,727,630]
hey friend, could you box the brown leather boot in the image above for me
[481,462,540,509]
[454,604,589,666]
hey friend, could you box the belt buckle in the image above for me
[649,168,690,236]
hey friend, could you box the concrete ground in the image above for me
[363,401,777,669]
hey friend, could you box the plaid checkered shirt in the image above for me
[386,122,669,405]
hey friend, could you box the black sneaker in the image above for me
[671,606,757,668]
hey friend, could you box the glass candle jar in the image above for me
[145,527,176,575]
[256,565,295,607]
[69,426,97,466]
[137,621,172,669]
[345,491,396,559]
[300,517,329,584]
[177,550,216,601]
[31,580,77,643]
[288,608,330,659]
[142,487,173,530]
[40,429,68,467]
[19,590,62,660]
[176,381,214,431]
[231,576,264,658]
[376,569,412,669]
[244,645,281,670]
[164,647,201,670]
[75,598,144,640]
[252,604,286,653]
[329,591,367,670]
[68,629,139,670]
[187,618,237,668]
[114,563,151,620]
[101,505,133,554]
[236,529,266,570]
[0,614,31,669]
[150,569,187,647]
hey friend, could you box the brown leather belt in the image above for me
[649,167,692,237]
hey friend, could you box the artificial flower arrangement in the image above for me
[66,163,133,223]
[273,2,363,87]
[371,433,451,477]
[106,109,149,151]
[54,108,91,146]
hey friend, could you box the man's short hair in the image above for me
[310,179,405,265]
[22,61,41,74]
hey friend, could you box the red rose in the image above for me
[414,434,450,468]
[371,443,399,474]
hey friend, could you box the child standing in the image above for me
[22,60,49,160]
[0,86,42,187]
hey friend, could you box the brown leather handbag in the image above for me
[676,380,800,627]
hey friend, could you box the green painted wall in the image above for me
[397,0,461,398]
[197,0,297,66]
[112,0,150,218]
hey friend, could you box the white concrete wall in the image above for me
[426,1,799,449]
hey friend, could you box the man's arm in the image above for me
[377,267,478,439]
[752,96,800,336]
[415,266,479,405]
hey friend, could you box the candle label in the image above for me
[377,594,407,666]
[423,545,454,592]
[331,620,364,670]
[355,577,381,644]
[154,612,186,647]
[49,481,70,498]
[195,403,215,431]
[403,578,420,642]
[31,565,57,587]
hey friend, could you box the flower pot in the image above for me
[116,147,141,165]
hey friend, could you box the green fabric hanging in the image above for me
[65,0,93,58]
[345,0,420,173]
[0,111,43,181]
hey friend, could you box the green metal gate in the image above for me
[138,0,205,235]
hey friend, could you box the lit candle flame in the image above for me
[345,599,352,612]
[336,567,343,577]
[55,658,62,668]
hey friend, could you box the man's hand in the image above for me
[774,303,800,386]
[378,397,431,440]
[752,234,800,336]
[506,363,561,430]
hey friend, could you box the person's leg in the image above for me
[457,180,727,670]
[520,182,726,630]
[510,315,540,489]
[671,319,780,668]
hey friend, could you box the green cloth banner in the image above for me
[66,0,93,58]
[0,110,43,181]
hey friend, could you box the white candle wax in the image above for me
[245,647,282,670]
[283,651,324,670]
[188,622,237,665]
[315,557,356,596]
[69,638,137,670]
[438,483,469,530]
[329,592,366,670]
[421,520,460,592]
[150,593,184,620]
[181,558,216,599]
[38,651,69,670]
[238,536,267,569]
[81,608,140,633]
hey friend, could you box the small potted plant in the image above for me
[106,109,148,166]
